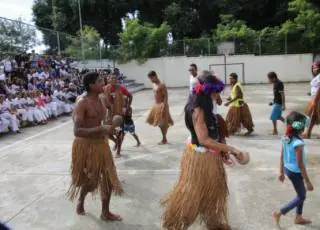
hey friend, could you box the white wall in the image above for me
[117,54,313,88]
[78,54,313,88]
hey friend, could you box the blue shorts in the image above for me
[120,124,135,133]
[270,103,282,121]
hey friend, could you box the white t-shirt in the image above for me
[11,84,20,93]
[212,101,217,115]
[310,74,320,96]
[0,101,9,112]
[2,60,12,72]
[189,75,199,92]
[13,98,23,108]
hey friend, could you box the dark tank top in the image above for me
[185,103,221,146]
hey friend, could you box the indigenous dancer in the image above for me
[161,74,247,230]
[302,61,320,139]
[272,111,313,227]
[146,71,173,144]
[68,72,123,221]
[225,73,254,135]
[268,72,286,135]
[103,73,132,156]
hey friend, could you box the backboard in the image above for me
[217,42,235,55]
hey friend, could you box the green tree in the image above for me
[0,18,38,53]
[214,14,258,54]
[116,19,171,63]
[279,0,320,53]
[64,25,101,59]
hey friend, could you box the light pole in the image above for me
[99,39,104,68]
[78,0,85,60]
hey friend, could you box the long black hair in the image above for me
[184,74,224,134]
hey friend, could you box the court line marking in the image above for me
[0,120,73,152]
[4,167,317,177]
[0,107,151,153]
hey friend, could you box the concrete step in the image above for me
[127,84,145,93]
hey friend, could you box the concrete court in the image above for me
[0,83,320,230]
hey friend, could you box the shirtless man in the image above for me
[146,71,173,144]
[103,73,132,157]
[68,72,123,221]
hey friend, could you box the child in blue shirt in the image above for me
[272,111,314,227]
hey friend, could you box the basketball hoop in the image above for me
[217,42,235,56]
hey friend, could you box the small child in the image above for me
[272,111,314,227]
[268,72,285,135]
[116,106,141,157]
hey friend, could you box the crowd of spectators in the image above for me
[0,51,83,134]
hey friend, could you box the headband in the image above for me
[285,116,310,136]
[193,80,225,96]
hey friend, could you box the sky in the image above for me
[0,0,46,53]
[0,0,34,23]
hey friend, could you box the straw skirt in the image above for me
[225,103,254,134]
[161,147,229,230]
[67,137,123,200]
[146,103,174,127]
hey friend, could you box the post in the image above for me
[78,0,85,60]
[57,32,61,56]
[224,54,227,84]
[258,35,262,55]
[18,18,24,51]
[183,39,186,56]
[284,33,288,54]
[208,38,210,56]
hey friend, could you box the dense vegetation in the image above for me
[31,0,320,62]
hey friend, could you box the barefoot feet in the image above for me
[272,211,281,227]
[76,202,85,215]
[158,139,168,145]
[295,216,312,225]
[100,212,122,221]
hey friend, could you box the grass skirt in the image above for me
[161,147,229,230]
[146,103,174,127]
[67,137,122,201]
[305,99,320,124]
[225,103,254,134]
[217,114,229,139]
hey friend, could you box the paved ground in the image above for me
[1,83,320,230]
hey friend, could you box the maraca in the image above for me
[231,151,250,165]
[112,115,123,127]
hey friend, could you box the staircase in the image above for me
[123,77,145,93]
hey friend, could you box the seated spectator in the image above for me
[0,94,20,133]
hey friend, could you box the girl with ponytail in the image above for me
[273,111,314,227]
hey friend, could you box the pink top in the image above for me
[35,96,45,107]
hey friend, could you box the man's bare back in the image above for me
[153,83,167,104]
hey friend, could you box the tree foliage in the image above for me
[116,19,171,63]
[31,0,320,59]
[0,18,38,53]
[64,25,101,59]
